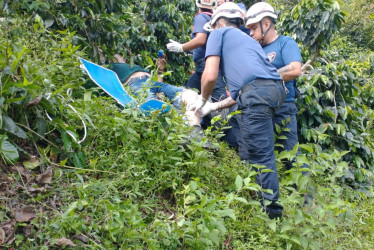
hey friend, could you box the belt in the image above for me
[125,75,149,85]
[238,79,282,96]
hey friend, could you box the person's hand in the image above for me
[166,39,184,53]
[188,95,208,114]
[113,54,126,63]
[199,101,218,117]
[156,57,166,72]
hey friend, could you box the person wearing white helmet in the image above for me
[246,2,304,172]
[217,0,230,7]
[166,0,228,105]
[190,2,287,219]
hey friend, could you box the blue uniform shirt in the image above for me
[191,13,211,62]
[205,27,281,100]
[263,35,302,102]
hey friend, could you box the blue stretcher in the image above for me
[79,58,171,113]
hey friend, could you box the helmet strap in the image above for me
[259,20,273,45]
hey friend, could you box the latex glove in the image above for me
[166,39,184,53]
[199,101,218,117]
[188,95,208,114]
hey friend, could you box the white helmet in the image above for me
[196,0,217,10]
[210,2,245,27]
[245,2,277,27]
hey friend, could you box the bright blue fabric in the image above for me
[191,13,211,62]
[263,35,302,102]
[205,27,281,100]
[80,58,171,113]
[128,77,184,110]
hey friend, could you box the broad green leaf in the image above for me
[235,175,243,191]
[60,130,72,151]
[2,115,28,139]
[216,209,236,220]
[234,197,248,204]
[1,136,19,163]
[299,144,313,153]
[269,220,277,232]
[62,201,78,217]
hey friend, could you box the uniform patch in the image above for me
[266,52,276,63]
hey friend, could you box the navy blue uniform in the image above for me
[263,35,303,170]
[206,27,286,217]
[185,13,227,102]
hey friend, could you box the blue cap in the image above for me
[237,3,246,12]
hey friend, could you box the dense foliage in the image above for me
[341,0,374,51]
[279,0,374,187]
[0,0,373,249]
[1,0,195,84]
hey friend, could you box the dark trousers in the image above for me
[235,79,286,214]
[185,59,227,102]
[273,101,299,168]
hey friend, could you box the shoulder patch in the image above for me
[266,52,276,63]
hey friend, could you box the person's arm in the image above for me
[156,57,167,82]
[201,56,220,99]
[199,96,236,117]
[277,61,302,82]
[182,33,207,51]
[167,13,209,53]
[167,33,208,53]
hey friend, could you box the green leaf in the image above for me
[60,130,72,151]
[23,158,40,170]
[325,217,337,229]
[324,90,334,101]
[235,175,243,191]
[234,197,248,204]
[226,193,234,204]
[39,97,56,116]
[216,209,236,220]
[280,221,295,233]
[299,144,313,153]
[0,136,19,163]
[269,220,277,232]
[62,201,78,217]
[2,115,28,139]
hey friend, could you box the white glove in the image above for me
[199,101,217,117]
[166,39,184,53]
[188,95,208,114]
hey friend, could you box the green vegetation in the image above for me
[0,0,373,249]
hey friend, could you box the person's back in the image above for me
[245,2,304,172]
[207,26,281,100]
[195,2,286,219]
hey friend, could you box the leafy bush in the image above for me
[0,18,86,167]
[341,0,374,50]
[1,0,196,84]
[280,0,345,56]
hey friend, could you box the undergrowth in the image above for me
[0,12,374,250]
